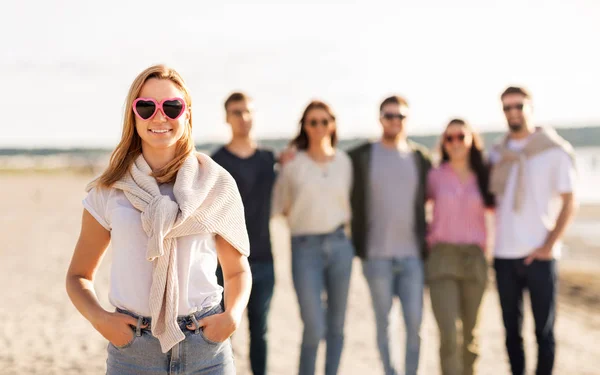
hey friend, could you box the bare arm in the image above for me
[543,192,577,249]
[194,235,252,342]
[216,234,252,324]
[66,209,112,323]
[66,209,139,345]
[525,192,577,264]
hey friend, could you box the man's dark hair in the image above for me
[379,95,409,112]
[224,92,252,111]
[500,86,531,100]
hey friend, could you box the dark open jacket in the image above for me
[348,141,432,259]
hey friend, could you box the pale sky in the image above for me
[2,0,599,147]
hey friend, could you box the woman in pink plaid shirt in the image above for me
[426,118,495,375]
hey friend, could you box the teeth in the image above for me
[150,129,170,133]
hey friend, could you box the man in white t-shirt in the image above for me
[490,86,577,375]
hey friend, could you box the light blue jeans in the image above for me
[363,257,424,375]
[107,304,234,375]
[291,226,354,375]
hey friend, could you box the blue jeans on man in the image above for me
[362,257,424,375]
[217,260,275,375]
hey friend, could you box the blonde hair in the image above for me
[97,65,194,187]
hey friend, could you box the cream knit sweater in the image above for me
[87,152,249,353]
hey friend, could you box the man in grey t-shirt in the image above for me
[348,95,431,375]
[368,141,420,259]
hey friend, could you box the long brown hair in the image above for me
[97,65,195,187]
[440,119,495,208]
[290,100,337,150]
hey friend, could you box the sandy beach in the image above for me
[1,172,599,375]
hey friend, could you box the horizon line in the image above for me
[2,123,599,150]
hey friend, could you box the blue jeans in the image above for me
[362,257,424,375]
[107,304,234,375]
[494,258,557,375]
[291,227,354,375]
[216,261,275,375]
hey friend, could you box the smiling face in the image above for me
[303,107,336,145]
[443,122,473,162]
[134,78,189,153]
[502,93,533,133]
[379,102,409,141]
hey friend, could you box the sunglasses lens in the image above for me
[504,104,524,112]
[135,100,156,120]
[383,113,404,120]
[445,133,466,143]
[163,99,184,119]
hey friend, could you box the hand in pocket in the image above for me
[187,312,237,343]
[93,311,147,347]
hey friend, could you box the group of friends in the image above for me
[67,65,576,375]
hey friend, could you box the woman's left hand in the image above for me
[187,312,238,343]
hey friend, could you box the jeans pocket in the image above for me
[198,328,224,346]
[112,328,136,350]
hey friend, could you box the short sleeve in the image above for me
[266,150,276,167]
[554,150,576,194]
[82,187,111,230]
[264,150,277,178]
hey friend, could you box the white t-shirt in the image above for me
[272,150,352,236]
[490,137,576,259]
[83,183,222,317]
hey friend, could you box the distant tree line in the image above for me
[1,126,599,156]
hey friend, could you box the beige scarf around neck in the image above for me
[489,127,575,212]
[87,152,249,353]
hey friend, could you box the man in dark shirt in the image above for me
[211,92,276,375]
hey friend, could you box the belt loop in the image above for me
[135,316,143,337]
[189,313,201,335]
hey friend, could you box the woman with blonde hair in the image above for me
[66,64,251,374]
[273,100,354,375]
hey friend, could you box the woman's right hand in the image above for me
[92,311,145,347]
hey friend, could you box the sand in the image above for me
[1,173,598,375]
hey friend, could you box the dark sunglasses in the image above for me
[444,133,466,143]
[502,103,524,112]
[382,113,406,121]
[133,97,186,120]
[308,118,331,127]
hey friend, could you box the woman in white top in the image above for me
[66,65,251,375]
[273,100,354,375]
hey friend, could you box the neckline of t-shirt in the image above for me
[375,141,413,157]
[298,150,338,166]
[507,136,531,151]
